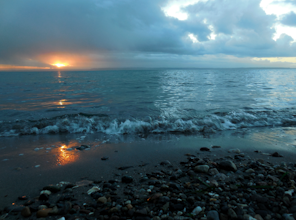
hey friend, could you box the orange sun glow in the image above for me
[52,63,67,68]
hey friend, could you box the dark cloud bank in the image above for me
[0,0,296,68]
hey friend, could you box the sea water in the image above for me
[0,68,296,137]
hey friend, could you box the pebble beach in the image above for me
[2,140,296,220]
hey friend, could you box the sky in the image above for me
[1,0,296,70]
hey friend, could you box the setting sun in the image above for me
[52,63,67,68]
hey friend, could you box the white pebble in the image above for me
[34,148,39,151]
[35,165,40,168]
[19,154,24,156]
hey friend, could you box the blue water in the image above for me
[1,68,296,136]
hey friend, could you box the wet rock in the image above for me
[209,168,219,175]
[39,193,49,201]
[135,207,150,216]
[254,214,264,220]
[228,148,240,153]
[194,165,209,173]
[271,152,283,157]
[200,147,210,151]
[76,145,90,150]
[207,210,219,220]
[212,146,221,148]
[43,185,61,193]
[160,160,171,166]
[36,208,52,218]
[122,175,133,183]
[18,195,28,200]
[228,208,237,219]
[219,160,237,172]
[192,206,202,216]
[21,207,31,217]
[97,196,107,204]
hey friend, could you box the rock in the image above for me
[43,185,61,193]
[48,206,60,215]
[135,207,150,216]
[126,204,133,210]
[150,193,163,202]
[283,214,295,220]
[39,193,49,201]
[122,175,133,183]
[109,207,119,213]
[209,168,219,175]
[228,148,240,153]
[162,202,170,211]
[254,214,264,220]
[160,160,171,165]
[18,195,28,200]
[245,168,255,173]
[192,206,202,216]
[271,152,283,157]
[228,208,237,219]
[97,196,107,204]
[219,160,237,172]
[76,145,90,150]
[21,207,31,217]
[36,208,52,218]
[194,165,209,173]
[207,210,219,220]
[212,146,221,148]
[101,157,109,160]
[200,147,210,151]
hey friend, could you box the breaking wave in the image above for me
[1,109,296,137]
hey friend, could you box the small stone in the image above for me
[162,202,170,211]
[101,157,109,160]
[21,207,31,217]
[43,185,61,193]
[245,168,255,173]
[126,204,133,210]
[219,160,237,172]
[109,207,119,213]
[207,210,219,220]
[194,165,209,173]
[97,196,107,204]
[122,175,133,183]
[209,168,219,175]
[18,195,28,200]
[228,208,237,219]
[192,206,202,216]
[200,147,210,151]
[254,214,264,220]
[271,152,283,157]
[212,146,221,148]
[228,148,240,153]
[36,208,52,218]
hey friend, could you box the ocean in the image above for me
[1,68,296,208]
[1,68,296,137]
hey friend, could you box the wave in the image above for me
[1,109,296,137]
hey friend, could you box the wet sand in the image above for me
[1,127,296,209]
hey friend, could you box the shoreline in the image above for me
[1,127,296,219]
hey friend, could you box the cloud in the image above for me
[0,0,296,68]
[281,11,296,27]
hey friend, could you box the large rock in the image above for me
[219,160,237,172]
